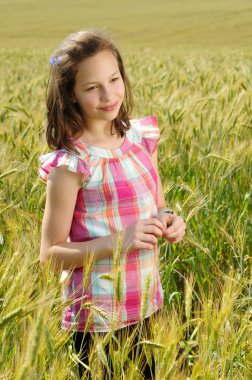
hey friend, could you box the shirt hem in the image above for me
[61,303,163,333]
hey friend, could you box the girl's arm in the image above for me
[40,166,119,271]
[149,149,167,211]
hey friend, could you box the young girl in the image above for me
[39,29,186,379]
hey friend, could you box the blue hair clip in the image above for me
[50,56,60,65]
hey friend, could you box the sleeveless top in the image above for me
[38,115,164,332]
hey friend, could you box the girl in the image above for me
[39,29,186,379]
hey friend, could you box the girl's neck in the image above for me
[75,120,125,149]
[80,118,115,138]
[79,130,124,149]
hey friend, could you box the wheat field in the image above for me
[0,47,251,379]
[0,0,252,372]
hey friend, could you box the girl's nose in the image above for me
[100,86,112,101]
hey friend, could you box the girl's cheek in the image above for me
[83,93,97,105]
[120,82,125,95]
[115,80,125,94]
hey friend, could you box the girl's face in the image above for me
[72,50,125,127]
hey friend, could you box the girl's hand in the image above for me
[157,213,186,244]
[121,218,165,253]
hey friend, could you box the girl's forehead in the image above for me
[75,50,119,81]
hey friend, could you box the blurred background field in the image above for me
[0,0,252,379]
[1,0,252,51]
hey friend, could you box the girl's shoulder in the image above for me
[38,147,91,184]
[129,114,160,155]
[130,114,158,129]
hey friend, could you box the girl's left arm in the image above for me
[150,149,186,244]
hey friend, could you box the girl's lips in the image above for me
[99,102,118,111]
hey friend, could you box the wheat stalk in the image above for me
[185,274,194,322]
[140,274,151,320]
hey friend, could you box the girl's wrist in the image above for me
[158,207,175,215]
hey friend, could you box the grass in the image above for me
[0,29,251,380]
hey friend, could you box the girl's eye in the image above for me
[86,78,119,91]
[86,86,97,91]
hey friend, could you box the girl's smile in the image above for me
[99,101,119,111]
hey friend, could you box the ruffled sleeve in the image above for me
[129,115,160,155]
[38,149,91,184]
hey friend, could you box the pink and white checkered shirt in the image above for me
[39,115,164,332]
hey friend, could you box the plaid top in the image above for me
[39,115,164,332]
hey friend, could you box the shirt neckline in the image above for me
[69,128,133,158]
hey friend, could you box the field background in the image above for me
[1,0,252,51]
[0,0,252,379]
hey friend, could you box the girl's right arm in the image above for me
[40,165,117,271]
[40,166,165,271]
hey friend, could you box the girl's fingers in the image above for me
[168,236,184,244]
[168,215,183,227]
[142,218,165,234]
[143,225,164,238]
[158,214,174,227]
[164,224,186,239]
[138,241,157,250]
[140,232,158,244]
[167,231,185,242]
[165,219,186,237]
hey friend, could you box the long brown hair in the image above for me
[46,29,133,155]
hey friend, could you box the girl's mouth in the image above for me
[99,102,118,111]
